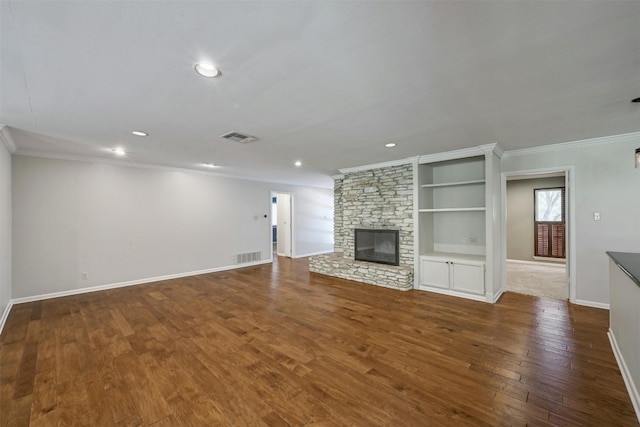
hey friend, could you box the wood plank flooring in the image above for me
[1,256,637,426]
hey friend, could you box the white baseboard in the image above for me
[507,258,566,267]
[492,289,505,303]
[573,299,610,310]
[0,300,14,336]
[608,329,640,422]
[2,260,272,333]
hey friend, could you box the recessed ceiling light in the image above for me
[294,161,302,167]
[385,143,397,148]
[195,62,220,78]
[203,163,218,168]
[113,147,126,156]
[132,131,148,137]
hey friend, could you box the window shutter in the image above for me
[551,224,565,257]
[536,224,549,256]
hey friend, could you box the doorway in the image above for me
[271,192,293,259]
[501,168,575,302]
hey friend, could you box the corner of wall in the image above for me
[0,134,12,335]
[0,125,18,154]
[608,329,640,421]
[0,300,13,335]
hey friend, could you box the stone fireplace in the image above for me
[309,164,414,290]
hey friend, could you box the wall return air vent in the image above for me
[235,251,262,264]
[220,131,257,143]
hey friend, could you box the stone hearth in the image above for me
[310,252,413,290]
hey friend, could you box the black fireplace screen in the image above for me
[354,229,400,266]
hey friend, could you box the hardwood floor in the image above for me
[1,256,637,426]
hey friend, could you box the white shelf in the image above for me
[419,207,486,213]
[420,179,485,188]
[420,252,486,264]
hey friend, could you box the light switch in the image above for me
[593,212,601,221]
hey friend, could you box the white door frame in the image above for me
[500,166,576,303]
[270,191,295,260]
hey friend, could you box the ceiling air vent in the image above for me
[219,131,257,143]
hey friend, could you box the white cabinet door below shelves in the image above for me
[451,262,485,295]
[420,259,449,289]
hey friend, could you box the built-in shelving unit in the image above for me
[414,145,502,302]
[418,155,487,256]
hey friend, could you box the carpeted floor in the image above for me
[506,260,568,300]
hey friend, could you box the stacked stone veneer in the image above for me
[310,164,414,291]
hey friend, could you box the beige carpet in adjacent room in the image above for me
[506,260,568,300]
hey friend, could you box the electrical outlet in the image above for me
[593,212,601,221]
[470,237,477,244]
[463,237,468,243]
[81,272,88,280]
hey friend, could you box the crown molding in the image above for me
[407,155,421,163]
[502,132,640,158]
[478,143,497,153]
[0,125,17,153]
[418,146,485,164]
[338,157,413,174]
[338,145,502,173]
[479,143,505,158]
[481,143,504,158]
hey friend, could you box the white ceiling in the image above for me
[1,1,639,188]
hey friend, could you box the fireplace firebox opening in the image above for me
[354,229,400,266]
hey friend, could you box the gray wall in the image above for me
[502,133,640,305]
[12,155,333,299]
[0,141,11,323]
[507,176,565,261]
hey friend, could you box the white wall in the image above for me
[501,133,640,305]
[0,140,11,321]
[288,186,334,257]
[12,155,333,300]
